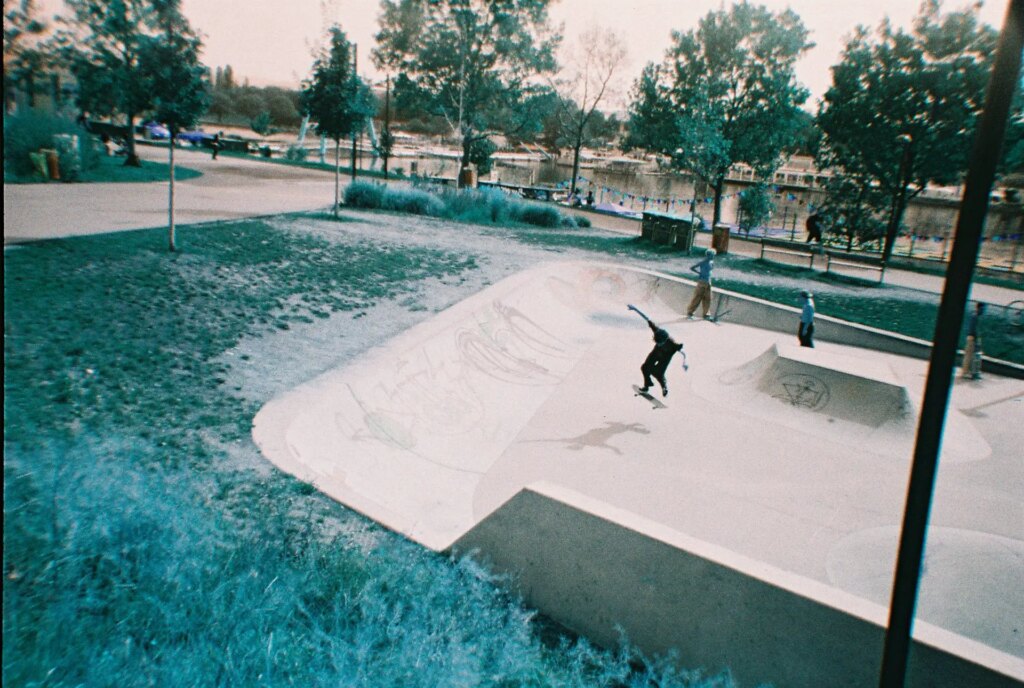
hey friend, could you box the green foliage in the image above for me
[251,110,272,136]
[343,180,387,208]
[140,7,209,137]
[301,26,374,144]
[285,143,308,161]
[513,202,563,228]
[626,2,811,223]
[3,111,91,177]
[467,136,497,175]
[383,187,446,216]
[344,181,580,229]
[373,0,560,166]
[737,184,774,236]
[815,3,1002,239]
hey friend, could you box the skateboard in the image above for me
[633,384,667,409]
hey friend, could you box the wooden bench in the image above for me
[825,249,886,283]
[759,237,817,268]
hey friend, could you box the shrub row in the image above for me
[343,181,592,229]
[4,112,101,181]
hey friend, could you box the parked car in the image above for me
[140,121,170,139]
[176,130,215,146]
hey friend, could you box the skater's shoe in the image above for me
[661,386,668,397]
[686,314,695,320]
[639,386,651,394]
[703,314,713,320]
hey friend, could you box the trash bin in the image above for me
[712,222,730,254]
[458,165,478,188]
[42,148,60,180]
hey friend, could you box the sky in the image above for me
[40,0,1013,112]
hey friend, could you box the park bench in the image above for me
[759,237,817,268]
[825,249,886,283]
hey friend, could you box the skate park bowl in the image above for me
[253,261,1024,687]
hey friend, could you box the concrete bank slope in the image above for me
[253,261,1023,687]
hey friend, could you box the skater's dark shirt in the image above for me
[646,321,683,367]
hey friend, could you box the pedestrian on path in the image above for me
[628,305,687,397]
[687,248,716,319]
[211,133,222,160]
[798,290,815,348]
[961,302,985,379]
[805,213,822,243]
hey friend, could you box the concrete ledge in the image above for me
[451,482,1024,688]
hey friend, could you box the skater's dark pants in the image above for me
[798,322,814,348]
[641,353,669,389]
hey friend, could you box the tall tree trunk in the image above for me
[334,138,341,219]
[570,133,583,201]
[168,137,176,251]
[712,177,725,225]
[383,74,391,180]
[124,112,141,167]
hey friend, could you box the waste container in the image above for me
[712,222,730,254]
[458,165,478,188]
[42,148,60,180]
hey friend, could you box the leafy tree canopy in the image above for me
[816,0,1000,201]
[626,1,811,222]
[373,0,560,168]
[301,26,374,143]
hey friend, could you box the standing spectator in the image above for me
[211,133,222,160]
[805,212,822,243]
[586,188,595,206]
[798,290,815,347]
[686,248,716,319]
[961,302,985,379]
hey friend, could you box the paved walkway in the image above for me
[5,144,1021,309]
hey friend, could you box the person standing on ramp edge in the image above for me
[687,248,716,319]
[798,290,815,347]
[628,305,687,397]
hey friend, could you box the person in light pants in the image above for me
[687,248,716,319]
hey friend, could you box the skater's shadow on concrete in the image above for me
[524,421,650,456]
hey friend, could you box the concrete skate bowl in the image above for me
[696,343,991,463]
[253,260,1023,687]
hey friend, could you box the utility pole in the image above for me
[878,2,1023,686]
[383,74,391,179]
[351,43,358,182]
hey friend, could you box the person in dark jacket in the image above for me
[798,290,815,347]
[628,305,686,397]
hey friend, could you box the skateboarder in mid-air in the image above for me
[628,305,688,397]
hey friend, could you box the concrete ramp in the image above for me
[698,343,989,463]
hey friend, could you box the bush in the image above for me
[383,187,445,216]
[574,215,592,228]
[285,144,308,161]
[344,180,386,209]
[3,112,94,178]
[513,202,563,228]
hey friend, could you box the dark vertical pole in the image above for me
[878,3,1023,687]
[351,44,358,182]
[383,74,391,180]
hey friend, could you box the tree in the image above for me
[552,26,627,200]
[58,0,177,166]
[737,183,774,236]
[301,25,374,218]
[373,0,560,186]
[626,2,811,224]
[3,0,55,111]
[815,1,1000,260]
[139,0,208,252]
[250,110,272,136]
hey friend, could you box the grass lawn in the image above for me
[3,219,733,687]
[5,153,203,184]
